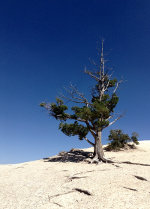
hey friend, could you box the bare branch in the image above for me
[113,80,123,94]
[84,137,95,146]
[108,117,120,126]
[106,114,123,128]
[106,112,121,121]
[60,94,86,104]
[89,58,99,69]
[106,115,114,121]
[85,68,100,82]
[70,83,87,101]
[104,80,110,92]
[103,72,114,92]
[60,83,90,107]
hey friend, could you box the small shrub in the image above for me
[105,129,139,151]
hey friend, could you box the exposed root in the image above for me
[93,155,115,163]
[84,157,101,164]
[85,156,115,164]
[100,157,115,163]
[90,157,101,164]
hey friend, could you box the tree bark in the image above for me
[92,131,114,163]
[93,131,104,160]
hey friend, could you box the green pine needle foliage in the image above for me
[106,129,139,151]
[40,44,122,144]
[40,77,120,140]
[59,121,89,140]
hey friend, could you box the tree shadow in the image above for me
[43,149,93,163]
[43,149,150,166]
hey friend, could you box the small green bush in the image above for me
[105,129,139,151]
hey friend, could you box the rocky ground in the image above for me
[0,141,150,209]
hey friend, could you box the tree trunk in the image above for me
[93,131,104,161]
[92,131,114,163]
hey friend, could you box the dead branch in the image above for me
[106,115,123,127]
[60,94,86,104]
[85,68,100,82]
[60,84,90,107]
[113,80,123,94]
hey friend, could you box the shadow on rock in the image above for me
[43,149,93,163]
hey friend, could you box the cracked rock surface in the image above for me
[0,141,150,209]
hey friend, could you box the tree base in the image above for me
[85,156,114,164]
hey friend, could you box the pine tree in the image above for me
[41,41,122,163]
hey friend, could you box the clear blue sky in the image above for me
[0,0,150,164]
